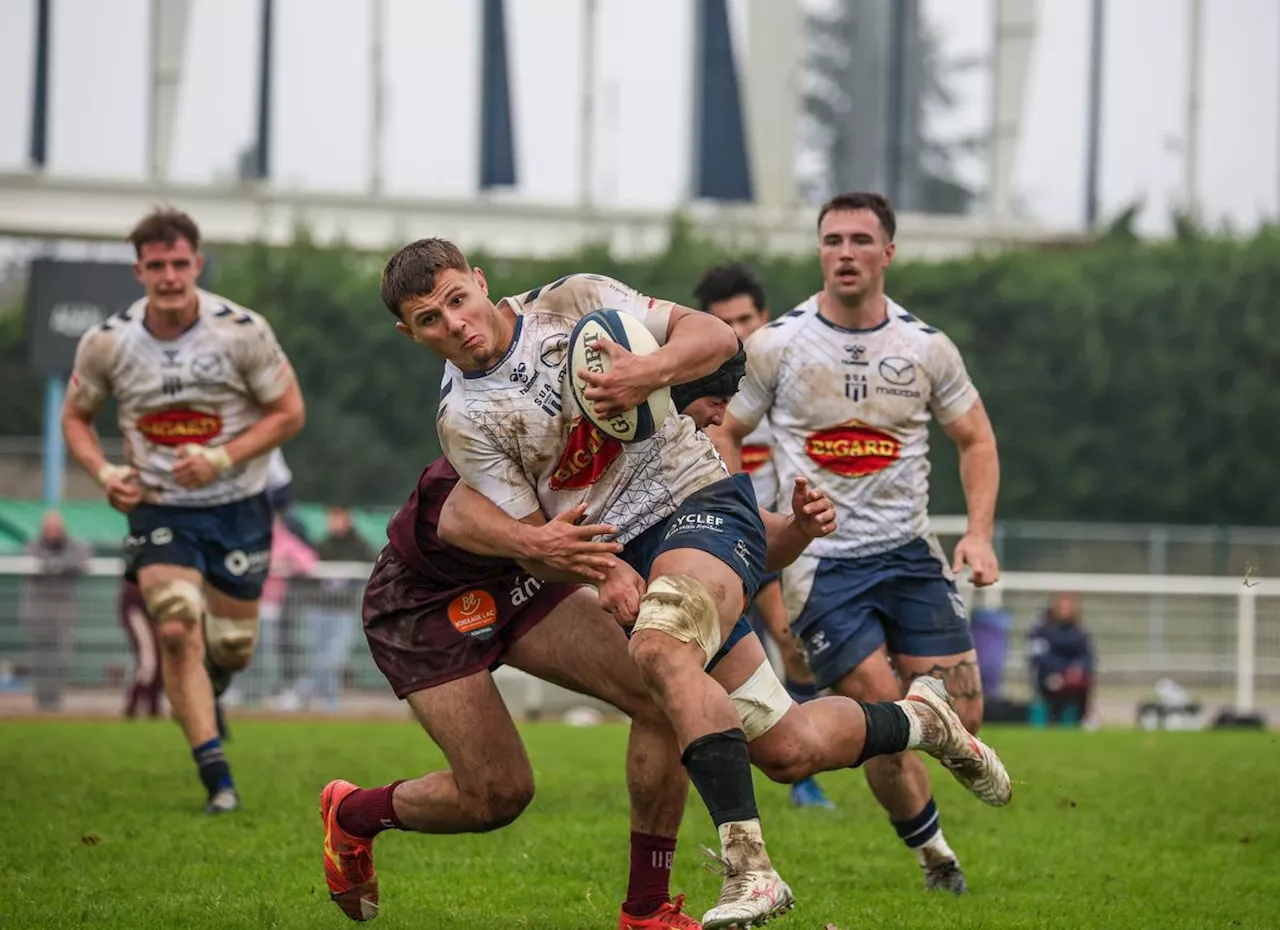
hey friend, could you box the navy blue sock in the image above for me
[681,728,759,827]
[193,738,235,795]
[892,797,941,850]
[784,677,820,704]
[853,701,912,767]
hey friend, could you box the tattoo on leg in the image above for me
[906,660,982,702]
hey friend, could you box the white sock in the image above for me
[718,817,763,852]
[915,828,957,868]
[898,699,925,749]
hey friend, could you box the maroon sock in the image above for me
[337,781,407,838]
[124,683,140,718]
[623,831,677,917]
[145,679,164,718]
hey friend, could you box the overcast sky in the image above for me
[0,0,1275,239]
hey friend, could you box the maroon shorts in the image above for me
[362,547,580,699]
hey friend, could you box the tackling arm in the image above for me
[437,482,622,584]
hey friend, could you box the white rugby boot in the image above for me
[903,676,1012,807]
[699,821,795,929]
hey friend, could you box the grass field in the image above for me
[3,720,1278,930]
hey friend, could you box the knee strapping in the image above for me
[633,574,722,664]
[729,659,794,741]
[144,580,205,628]
[205,613,259,668]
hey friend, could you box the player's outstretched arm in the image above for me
[759,477,837,571]
[942,396,1001,586]
[438,482,623,583]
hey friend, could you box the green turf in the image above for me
[2,721,1277,929]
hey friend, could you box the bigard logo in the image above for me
[804,421,901,477]
[740,444,771,474]
[550,416,623,490]
[136,409,223,446]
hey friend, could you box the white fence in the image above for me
[961,572,1277,715]
[1,555,1275,720]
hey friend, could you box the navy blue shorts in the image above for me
[785,537,974,690]
[622,474,766,670]
[705,616,753,673]
[622,473,767,602]
[125,493,274,601]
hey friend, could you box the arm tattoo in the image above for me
[906,659,982,702]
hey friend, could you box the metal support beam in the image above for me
[579,0,598,208]
[254,0,275,180]
[369,0,386,194]
[989,0,1038,219]
[1183,0,1203,221]
[42,376,65,506]
[29,0,52,169]
[1084,0,1105,229]
[744,0,800,210]
[147,0,193,180]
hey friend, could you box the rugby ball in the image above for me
[568,309,671,443]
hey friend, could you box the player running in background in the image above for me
[695,262,833,811]
[61,208,304,813]
[374,240,1009,927]
[717,192,1003,894]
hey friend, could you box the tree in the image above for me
[799,0,978,213]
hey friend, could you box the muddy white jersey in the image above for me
[729,294,978,560]
[437,274,729,543]
[68,289,296,507]
[740,417,779,511]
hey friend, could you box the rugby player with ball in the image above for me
[367,239,1010,928]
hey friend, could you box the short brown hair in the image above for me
[817,192,896,241]
[693,262,767,314]
[380,238,471,318]
[128,207,201,257]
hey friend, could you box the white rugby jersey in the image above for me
[69,289,295,507]
[729,294,978,560]
[438,274,729,543]
[740,416,779,512]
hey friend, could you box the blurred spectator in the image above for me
[233,514,317,709]
[119,572,163,719]
[300,506,376,711]
[1027,592,1096,727]
[970,605,1015,702]
[21,510,93,711]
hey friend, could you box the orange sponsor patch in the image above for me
[804,421,901,477]
[447,589,499,636]
[740,444,771,474]
[550,416,623,490]
[136,409,223,446]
